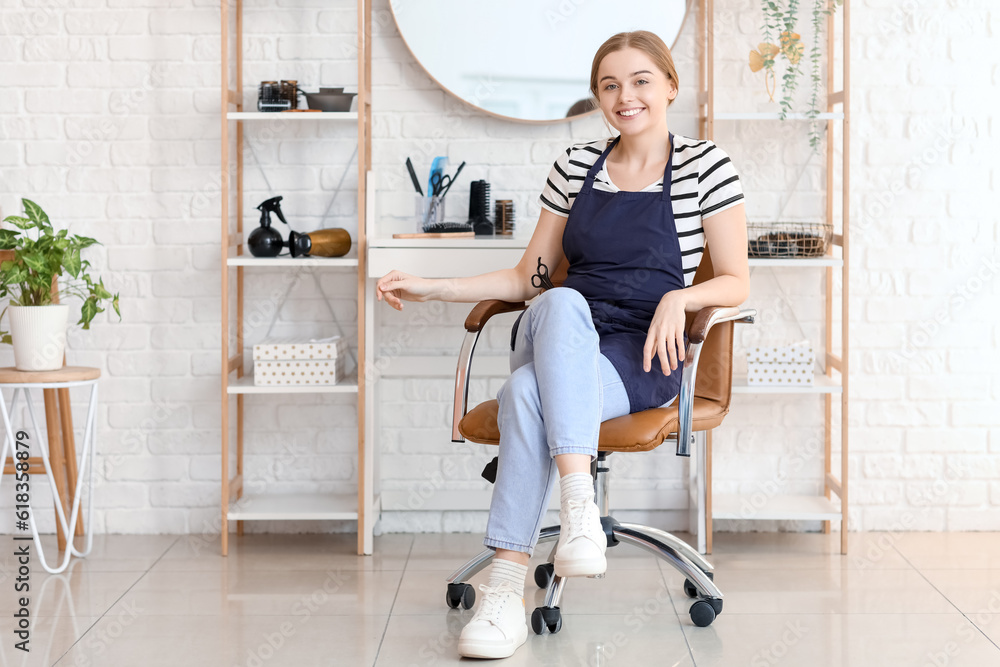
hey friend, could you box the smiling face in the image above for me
[595,47,677,137]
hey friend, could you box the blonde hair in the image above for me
[589,31,679,106]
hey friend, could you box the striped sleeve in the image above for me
[538,147,572,217]
[697,144,744,218]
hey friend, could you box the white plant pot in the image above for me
[8,305,69,371]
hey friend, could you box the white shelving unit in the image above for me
[699,0,851,553]
[712,494,842,522]
[219,0,374,556]
[226,373,360,395]
[226,492,361,521]
[226,250,359,268]
[732,374,842,395]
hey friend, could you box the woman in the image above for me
[376,31,748,659]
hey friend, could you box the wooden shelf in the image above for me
[227,492,360,521]
[227,372,359,395]
[227,111,358,121]
[699,0,851,554]
[220,0,373,556]
[712,493,842,521]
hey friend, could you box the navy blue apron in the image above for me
[512,134,686,413]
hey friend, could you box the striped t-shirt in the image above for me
[539,135,744,287]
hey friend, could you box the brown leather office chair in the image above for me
[444,248,754,631]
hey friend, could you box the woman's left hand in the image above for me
[643,291,687,375]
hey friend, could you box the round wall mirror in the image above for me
[391,1,690,123]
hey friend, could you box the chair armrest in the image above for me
[676,307,756,456]
[452,299,529,441]
[688,306,756,344]
[464,299,528,332]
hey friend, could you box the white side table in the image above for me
[0,366,99,574]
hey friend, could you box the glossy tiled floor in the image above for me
[2,531,1000,666]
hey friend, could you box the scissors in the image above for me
[431,172,453,197]
[531,256,555,290]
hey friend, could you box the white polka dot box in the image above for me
[746,340,814,386]
[252,336,348,386]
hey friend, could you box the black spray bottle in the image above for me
[248,196,288,257]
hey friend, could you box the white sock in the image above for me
[560,472,594,506]
[488,559,528,598]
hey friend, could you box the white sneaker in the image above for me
[457,582,528,659]
[554,493,607,577]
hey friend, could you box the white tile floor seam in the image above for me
[7,532,1000,666]
[662,564,700,667]
[371,538,416,666]
[48,535,180,666]
[889,536,1000,655]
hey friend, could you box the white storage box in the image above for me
[747,340,813,364]
[254,358,347,386]
[747,361,813,386]
[747,340,814,386]
[252,336,349,386]
[252,335,347,361]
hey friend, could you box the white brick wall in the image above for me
[0,0,996,537]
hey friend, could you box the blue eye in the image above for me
[636,79,649,85]
[604,83,618,91]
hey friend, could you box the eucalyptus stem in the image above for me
[779,0,801,120]
[808,0,830,150]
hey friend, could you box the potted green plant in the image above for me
[0,199,120,371]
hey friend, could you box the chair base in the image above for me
[446,517,724,631]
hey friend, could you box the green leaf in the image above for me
[0,334,10,345]
[79,297,102,329]
[22,199,50,228]
[4,262,29,286]
[73,235,99,249]
[2,216,34,231]
[112,294,121,320]
[0,229,18,250]
[93,277,112,300]
[64,248,82,278]
[20,252,47,274]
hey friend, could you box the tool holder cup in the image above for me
[416,194,446,232]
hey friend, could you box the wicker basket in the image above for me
[747,221,833,258]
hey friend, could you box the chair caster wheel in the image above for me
[531,606,562,635]
[534,563,555,589]
[689,599,718,627]
[445,583,475,610]
[683,570,714,598]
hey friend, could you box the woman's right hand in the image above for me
[376,270,435,311]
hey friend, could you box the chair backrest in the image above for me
[548,248,734,412]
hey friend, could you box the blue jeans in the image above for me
[483,288,633,555]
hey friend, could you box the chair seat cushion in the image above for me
[458,398,729,453]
